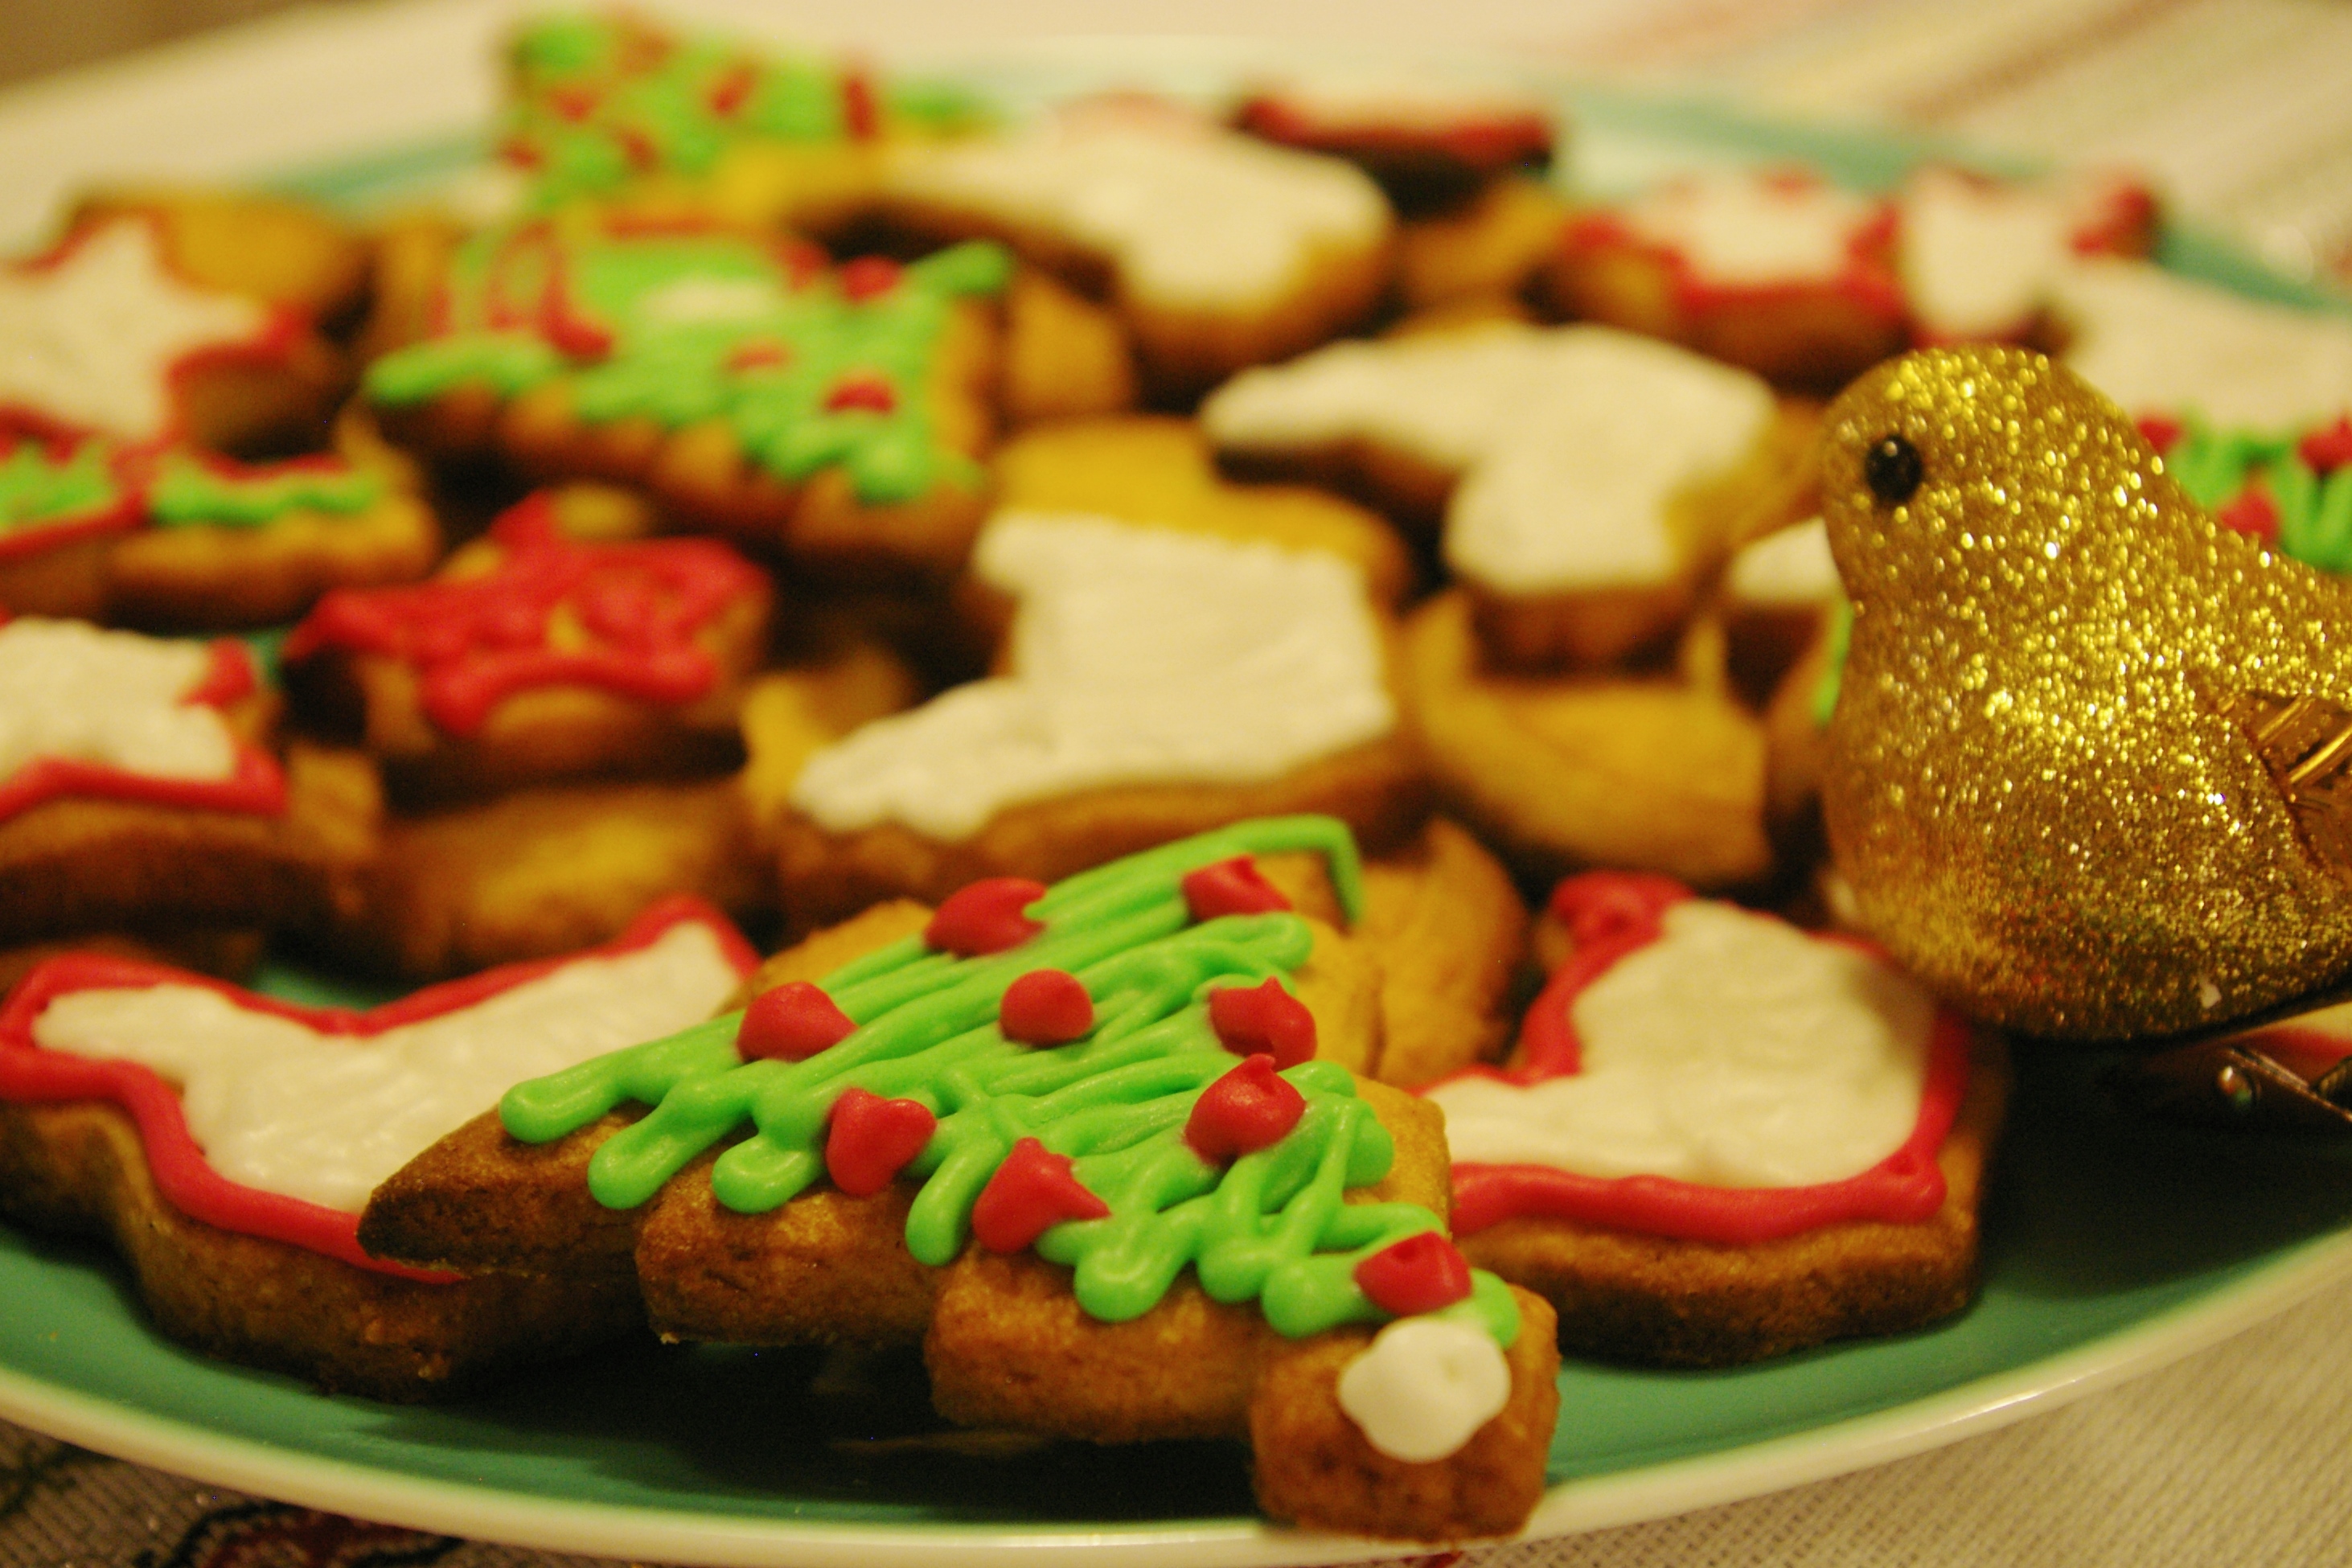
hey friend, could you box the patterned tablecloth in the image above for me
[3,4,2350,1566]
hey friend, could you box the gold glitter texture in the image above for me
[1820,346,2352,1041]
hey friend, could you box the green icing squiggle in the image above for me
[499,815,1519,1346]
[363,220,1009,506]
[2161,417,2352,575]
[147,452,383,528]
[0,440,123,535]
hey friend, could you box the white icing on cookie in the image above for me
[888,114,1388,310]
[0,219,271,444]
[1251,69,1554,137]
[789,512,1395,840]
[1202,322,1777,594]
[1336,1316,1512,1463]
[2052,257,2352,429]
[1619,170,1883,288]
[1426,900,1932,1187]
[0,618,237,785]
[1726,517,1838,609]
[33,920,743,1213]
[1898,167,2146,342]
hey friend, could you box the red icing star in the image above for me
[1183,1054,1305,1162]
[1353,1231,1474,1316]
[1205,978,1317,1069]
[824,1086,937,1196]
[971,1137,1109,1252]
[282,492,765,736]
[736,981,856,1062]
[999,969,1093,1045]
[925,877,1046,956]
[1180,857,1292,921]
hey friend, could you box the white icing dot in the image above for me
[1336,1316,1512,1464]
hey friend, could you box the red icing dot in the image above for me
[971,1137,1110,1252]
[707,61,756,117]
[1205,979,1316,1069]
[727,340,792,373]
[843,72,880,141]
[2136,413,2185,456]
[925,878,1047,956]
[2299,416,2352,475]
[1181,857,1292,921]
[2219,486,2281,544]
[736,981,856,1062]
[1353,1231,1475,1316]
[1000,969,1093,1045]
[1183,1054,1306,1162]
[823,375,898,413]
[839,256,903,301]
[824,1086,937,1197]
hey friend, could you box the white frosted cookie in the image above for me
[2051,257,2352,429]
[1896,165,2153,344]
[883,100,1393,396]
[770,510,1420,926]
[1203,320,1796,666]
[1548,168,1907,388]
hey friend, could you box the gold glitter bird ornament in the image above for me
[1820,345,2352,1041]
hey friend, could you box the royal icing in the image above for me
[499,11,879,207]
[1235,71,1554,168]
[145,449,384,528]
[787,512,1396,839]
[1426,873,1969,1246]
[0,218,277,445]
[499,819,1520,1379]
[1578,168,1899,304]
[887,109,1389,310]
[1201,322,1778,595]
[282,491,766,736]
[1336,1316,1513,1463]
[0,435,140,556]
[363,217,1009,504]
[0,900,756,1274]
[0,618,283,822]
[2054,258,2352,431]
[1896,165,2148,343]
[2143,412,2352,569]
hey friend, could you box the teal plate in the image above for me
[8,37,2352,1568]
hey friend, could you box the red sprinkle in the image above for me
[823,375,898,414]
[2298,416,2352,475]
[1000,969,1094,1045]
[926,878,1047,956]
[1184,1054,1306,1162]
[2135,413,2185,456]
[824,1087,938,1197]
[971,1137,1110,1252]
[1181,857,1292,921]
[2219,486,2281,544]
[839,256,903,302]
[1353,1231,1475,1316]
[736,981,856,1062]
[1206,979,1316,1069]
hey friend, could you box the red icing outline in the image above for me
[0,632,285,825]
[0,215,312,449]
[1565,170,1907,325]
[1235,94,1553,174]
[1429,872,1972,1247]
[282,492,766,736]
[0,895,757,1280]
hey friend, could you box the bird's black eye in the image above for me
[1864,434,1923,506]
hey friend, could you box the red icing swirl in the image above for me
[282,492,766,736]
